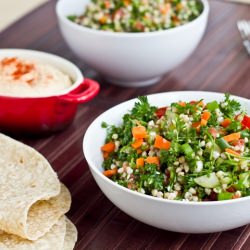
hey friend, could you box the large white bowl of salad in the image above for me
[83,91,250,233]
[56,0,209,87]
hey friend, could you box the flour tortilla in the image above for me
[0,216,77,250]
[0,216,66,250]
[0,134,70,240]
[63,218,78,250]
[25,184,71,240]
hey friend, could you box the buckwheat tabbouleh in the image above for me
[68,0,203,32]
[101,95,250,202]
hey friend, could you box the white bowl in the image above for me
[56,0,209,87]
[83,91,250,233]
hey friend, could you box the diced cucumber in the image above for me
[194,172,220,188]
[220,172,232,184]
[181,143,193,157]
[216,138,231,150]
[218,192,233,201]
[239,172,250,188]
[206,101,219,111]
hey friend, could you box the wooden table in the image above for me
[0,0,250,249]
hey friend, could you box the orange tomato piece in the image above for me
[223,132,241,142]
[145,156,160,166]
[225,148,241,156]
[200,119,208,126]
[201,111,211,121]
[220,118,231,128]
[103,168,118,177]
[101,142,115,153]
[136,158,145,168]
[132,126,147,139]
[154,135,171,150]
[178,101,186,107]
[131,138,143,149]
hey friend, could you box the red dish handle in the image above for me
[59,78,100,104]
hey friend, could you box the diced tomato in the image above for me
[220,118,231,128]
[204,191,218,201]
[241,115,250,129]
[104,0,111,8]
[190,101,197,105]
[208,127,218,139]
[232,193,241,199]
[231,139,245,147]
[231,139,245,153]
[235,114,243,122]
[192,121,200,132]
[155,107,167,118]
[217,128,227,136]
[113,9,124,19]
[178,101,186,107]
[132,126,147,139]
[208,127,226,138]
[134,21,145,31]
[226,186,236,193]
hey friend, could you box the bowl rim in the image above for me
[0,48,84,99]
[56,0,209,38]
[83,90,250,206]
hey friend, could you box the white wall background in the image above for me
[0,0,48,31]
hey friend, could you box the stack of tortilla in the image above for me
[0,133,77,249]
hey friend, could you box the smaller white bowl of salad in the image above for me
[83,91,250,233]
[56,0,209,87]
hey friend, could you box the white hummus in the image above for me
[0,57,72,97]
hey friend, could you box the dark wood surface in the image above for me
[0,0,250,249]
